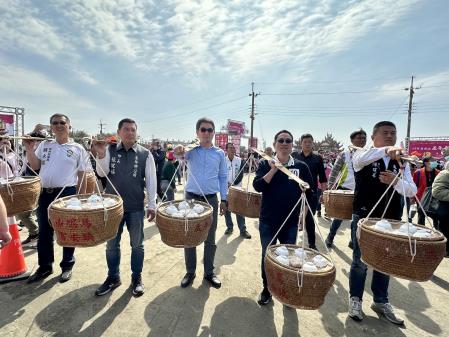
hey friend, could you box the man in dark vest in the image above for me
[348,121,417,325]
[94,118,157,297]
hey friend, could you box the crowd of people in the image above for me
[1,114,449,329]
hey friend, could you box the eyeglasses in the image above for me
[200,127,214,133]
[51,121,67,126]
[277,138,292,144]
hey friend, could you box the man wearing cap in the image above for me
[24,114,90,283]
[19,128,48,248]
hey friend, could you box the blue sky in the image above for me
[1,0,448,148]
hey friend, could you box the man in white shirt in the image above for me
[25,114,89,283]
[93,118,157,297]
[348,121,417,325]
[224,143,251,239]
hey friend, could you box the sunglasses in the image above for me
[200,127,214,133]
[277,138,292,144]
[51,121,67,126]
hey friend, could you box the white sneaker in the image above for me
[348,296,364,321]
[371,302,404,325]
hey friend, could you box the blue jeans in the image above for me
[349,214,389,303]
[36,186,76,271]
[327,218,343,242]
[259,222,298,288]
[106,210,145,280]
[184,193,218,276]
[224,211,246,232]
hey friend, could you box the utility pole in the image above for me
[249,82,259,149]
[405,76,420,153]
[98,119,107,135]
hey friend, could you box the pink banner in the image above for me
[0,113,15,136]
[229,134,241,155]
[409,140,449,158]
[214,133,229,150]
[227,120,245,135]
[248,137,258,149]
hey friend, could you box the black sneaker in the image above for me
[240,230,252,239]
[131,275,145,297]
[325,236,333,248]
[348,241,354,250]
[309,245,318,251]
[27,266,53,283]
[224,228,233,235]
[257,288,272,305]
[22,234,39,246]
[95,276,122,296]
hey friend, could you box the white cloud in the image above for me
[0,61,93,110]
[0,0,420,81]
[0,0,71,59]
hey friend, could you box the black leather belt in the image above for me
[43,186,75,193]
[186,192,216,200]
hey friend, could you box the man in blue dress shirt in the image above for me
[174,117,228,289]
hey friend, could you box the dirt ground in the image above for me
[1,185,449,337]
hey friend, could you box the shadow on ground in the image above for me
[208,297,280,337]
[35,284,132,337]
[0,277,59,328]
[145,283,210,337]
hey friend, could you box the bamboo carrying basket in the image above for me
[156,200,213,248]
[48,194,124,247]
[227,186,262,218]
[265,244,336,309]
[323,190,354,220]
[358,218,446,281]
[0,176,41,217]
[76,171,98,194]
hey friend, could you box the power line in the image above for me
[260,88,405,96]
[142,95,248,123]
[254,76,411,85]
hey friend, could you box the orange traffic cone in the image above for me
[0,224,31,283]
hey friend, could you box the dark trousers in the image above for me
[156,173,163,199]
[184,192,218,276]
[417,208,439,229]
[437,201,449,254]
[259,222,297,288]
[304,192,317,247]
[36,186,76,271]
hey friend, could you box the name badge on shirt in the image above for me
[289,168,300,179]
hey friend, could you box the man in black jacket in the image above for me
[292,134,327,249]
[253,130,313,305]
[150,139,166,199]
